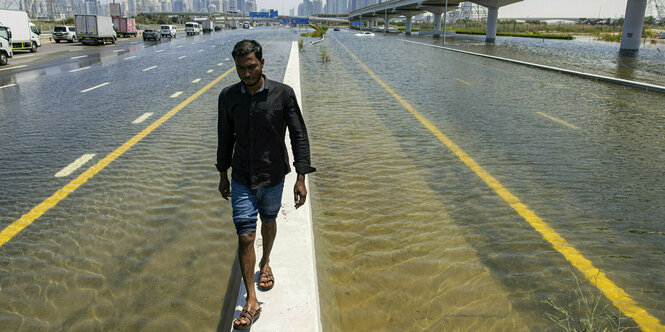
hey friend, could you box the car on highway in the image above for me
[333,27,340,31]
[354,31,375,37]
[160,25,177,38]
[52,25,76,43]
[143,29,161,41]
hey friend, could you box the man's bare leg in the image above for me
[259,221,276,289]
[234,232,260,328]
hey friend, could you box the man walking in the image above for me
[217,39,315,330]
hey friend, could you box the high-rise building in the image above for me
[173,0,185,11]
[289,7,294,16]
[84,0,97,14]
[348,0,358,11]
[326,0,347,13]
[313,0,321,14]
[245,0,256,12]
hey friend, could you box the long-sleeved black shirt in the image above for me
[216,76,316,189]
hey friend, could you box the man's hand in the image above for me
[294,174,307,209]
[219,172,230,200]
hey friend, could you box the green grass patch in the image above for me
[596,33,621,42]
[300,25,329,38]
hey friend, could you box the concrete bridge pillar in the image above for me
[486,7,498,43]
[620,0,647,56]
[368,20,374,29]
[433,13,442,32]
[384,18,389,32]
[405,16,413,35]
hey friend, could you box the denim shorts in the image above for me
[231,178,284,235]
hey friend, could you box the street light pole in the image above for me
[443,0,448,44]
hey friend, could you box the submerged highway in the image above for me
[1,27,664,330]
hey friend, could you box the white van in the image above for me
[185,22,201,36]
[160,24,177,38]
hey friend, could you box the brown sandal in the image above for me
[258,267,274,291]
[233,306,261,330]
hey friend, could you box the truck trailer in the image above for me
[0,9,41,52]
[0,25,12,65]
[75,15,117,45]
[201,20,214,33]
[112,17,137,38]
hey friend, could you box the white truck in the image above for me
[0,25,12,65]
[201,20,214,33]
[0,9,41,53]
[75,14,116,45]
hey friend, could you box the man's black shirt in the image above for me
[217,76,315,189]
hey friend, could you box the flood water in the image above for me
[1,27,664,331]
[305,31,665,330]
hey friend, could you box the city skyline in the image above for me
[256,0,631,18]
[2,0,643,19]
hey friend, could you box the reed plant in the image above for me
[320,48,330,63]
[544,273,630,331]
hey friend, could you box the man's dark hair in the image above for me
[232,40,262,60]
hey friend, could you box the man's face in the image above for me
[234,52,264,88]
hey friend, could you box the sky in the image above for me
[255,0,632,19]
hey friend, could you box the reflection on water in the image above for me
[0,29,294,330]
[615,54,639,81]
[306,31,664,330]
[433,33,665,86]
[1,28,664,330]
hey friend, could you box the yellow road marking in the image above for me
[455,78,472,85]
[0,66,236,248]
[536,112,580,129]
[333,35,664,332]
[0,34,283,248]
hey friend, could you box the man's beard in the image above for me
[243,71,262,87]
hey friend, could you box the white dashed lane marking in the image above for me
[80,82,109,93]
[70,55,88,59]
[0,65,26,71]
[142,65,157,72]
[132,112,154,124]
[170,91,183,98]
[55,154,95,178]
[70,67,90,73]
[192,78,201,83]
[178,56,187,59]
